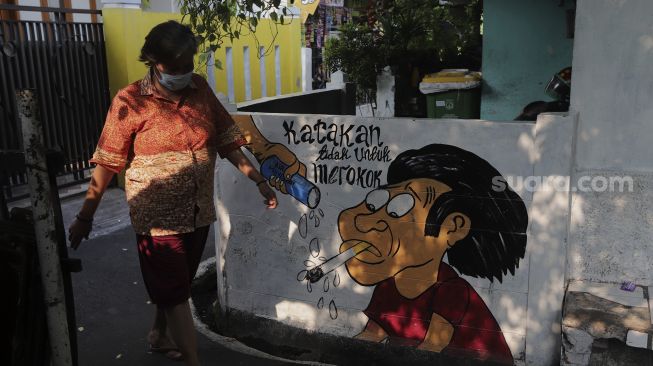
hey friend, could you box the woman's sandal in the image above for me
[148,344,184,361]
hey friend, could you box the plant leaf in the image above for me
[198,52,209,65]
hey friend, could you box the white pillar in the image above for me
[375,66,395,117]
[301,47,312,92]
[18,89,72,366]
[326,70,345,89]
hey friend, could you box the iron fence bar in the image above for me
[95,24,110,128]
[6,22,23,157]
[76,23,93,172]
[55,22,81,174]
[92,23,107,158]
[36,22,60,154]
[44,22,71,169]
[72,23,91,170]
[60,22,79,175]
[24,23,52,147]
[65,22,87,175]
[78,24,97,168]
[0,49,13,151]
[49,22,72,174]
[94,22,110,157]
[81,22,99,145]
[74,22,90,173]
[90,22,104,133]
[79,23,98,163]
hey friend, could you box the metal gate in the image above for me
[0,10,110,199]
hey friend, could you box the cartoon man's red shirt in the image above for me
[363,262,514,364]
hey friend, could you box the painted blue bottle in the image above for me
[260,156,321,209]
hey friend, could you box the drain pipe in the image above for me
[17,89,72,366]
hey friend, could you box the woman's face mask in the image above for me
[157,71,193,91]
[154,53,195,91]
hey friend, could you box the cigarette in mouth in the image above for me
[305,242,371,283]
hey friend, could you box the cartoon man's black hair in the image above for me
[387,144,528,282]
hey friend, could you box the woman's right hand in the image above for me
[68,218,93,250]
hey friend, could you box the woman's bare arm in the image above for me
[226,149,277,209]
[68,165,115,249]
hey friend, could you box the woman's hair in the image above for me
[139,20,198,66]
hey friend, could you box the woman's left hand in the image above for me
[258,181,278,208]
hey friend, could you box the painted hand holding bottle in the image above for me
[260,155,321,209]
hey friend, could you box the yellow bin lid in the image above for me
[422,69,482,83]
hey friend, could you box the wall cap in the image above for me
[101,0,141,9]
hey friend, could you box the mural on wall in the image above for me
[231,115,528,364]
[232,115,321,208]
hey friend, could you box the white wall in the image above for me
[17,0,42,21]
[567,0,653,284]
[215,113,576,365]
[144,0,179,13]
[70,0,92,23]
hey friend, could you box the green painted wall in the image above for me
[481,0,574,120]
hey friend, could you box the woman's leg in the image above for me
[160,226,208,364]
[164,300,199,366]
[137,233,185,359]
[137,226,208,364]
[147,307,183,360]
[150,306,166,338]
[148,307,171,345]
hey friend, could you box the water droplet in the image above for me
[297,270,308,282]
[309,238,320,258]
[334,272,340,287]
[329,300,338,319]
[318,256,327,262]
[298,214,308,238]
[323,277,330,292]
[318,208,325,217]
[307,281,313,293]
[314,216,320,227]
[303,259,316,268]
[317,297,324,309]
[309,210,315,219]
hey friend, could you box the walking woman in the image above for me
[68,21,277,366]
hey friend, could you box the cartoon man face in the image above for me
[337,178,470,289]
[335,144,527,364]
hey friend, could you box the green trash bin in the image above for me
[420,70,482,119]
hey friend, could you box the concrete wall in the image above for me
[481,0,574,120]
[567,0,653,284]
[215,113,576,365]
